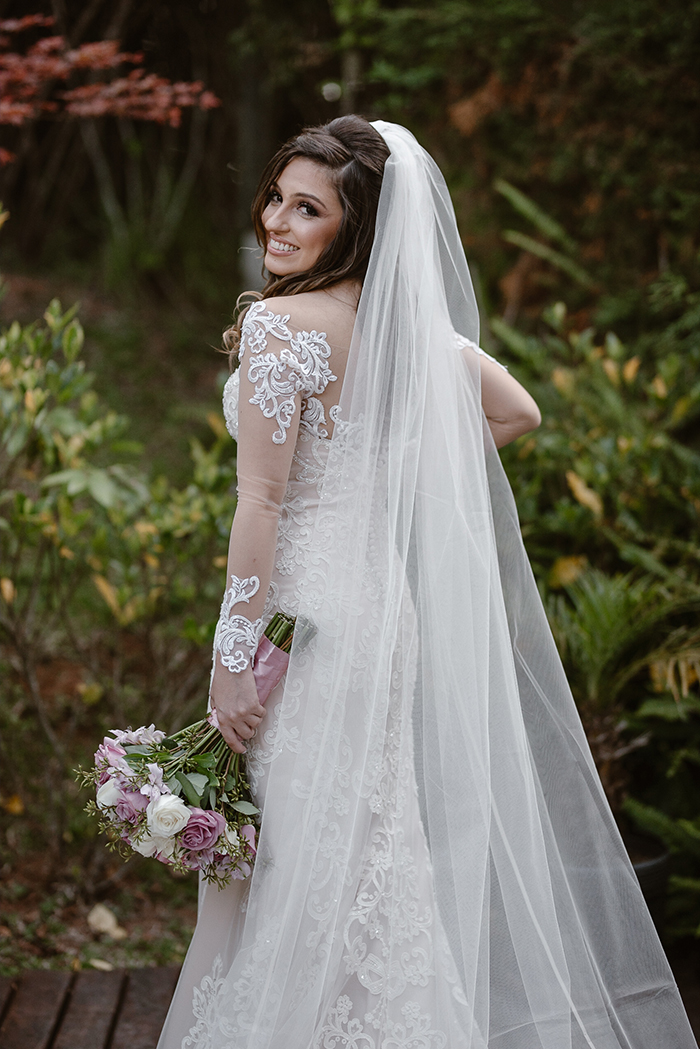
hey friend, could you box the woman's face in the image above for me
[261,158,344,276]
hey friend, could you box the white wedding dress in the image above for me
[158,298,495,1049]
[158,122,697,1049]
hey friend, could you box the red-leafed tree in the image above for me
[0,14,221,274]
[0,14,219,161]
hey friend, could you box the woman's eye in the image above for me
[268,190,282,204]
[299,202,318,217]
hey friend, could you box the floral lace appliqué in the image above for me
[222,370,240,441]
[182,954,229,1049]
[213,574,264,673]
[241,302,337,444]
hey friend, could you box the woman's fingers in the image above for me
[215,711,261,752]
[223,728,246,754]
[209,665,266,752]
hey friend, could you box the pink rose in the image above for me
[115,789,148,824]
[180,809,226,853]
[240,824,257,856]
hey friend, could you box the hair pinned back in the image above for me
[223,115,389,365]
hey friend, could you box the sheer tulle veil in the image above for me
[161,121,697,1048]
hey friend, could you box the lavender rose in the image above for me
[181,847,217,870]
[180,808,226,853]
[115,789,148,824]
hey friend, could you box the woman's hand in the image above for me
[210,660,266,754]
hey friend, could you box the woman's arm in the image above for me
[210,311,302,753]
[459,336,541,447]
[478,352,541,448]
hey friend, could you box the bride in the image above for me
[157,117,697,1049]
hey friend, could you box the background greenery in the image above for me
[1,0,699,972]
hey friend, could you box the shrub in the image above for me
[0,300,235,873]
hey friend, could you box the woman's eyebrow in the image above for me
[290,192,325,206]
[272,184,327,208]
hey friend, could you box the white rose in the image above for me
[152,835,177,859]
[132,833,158,857]
[146,793,190,838]
[132,830,179,859]
[96,778,123,809]
[224,825,239,847]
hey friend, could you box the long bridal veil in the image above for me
[166,122,697,1049]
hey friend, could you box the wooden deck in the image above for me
[0,967,179,1049]
[0,953,698,1048]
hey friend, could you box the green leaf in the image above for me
[208,786,217,810]
[5,422,30,458]
[502,231,597,289]
[110,439,144,456]
[62,319,84,363]
[489,317,531,357]
[636,696,700,721]
[86,469,119,509]
[624,798,700,857]
[669,876,700,894]
[191,752,217,768]
[166,777,182,796]
[230,799,260,816]
[175,771,201,806]
[185,772,209,799]
[494,179,578,253]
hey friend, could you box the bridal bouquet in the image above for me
[81,612,315,886]
[81,718,260,887]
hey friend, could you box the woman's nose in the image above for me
[264,207,290,232]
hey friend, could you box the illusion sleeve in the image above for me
[211,306,304,678]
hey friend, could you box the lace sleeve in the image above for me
[211,306,305,678]
[242,301,336,444]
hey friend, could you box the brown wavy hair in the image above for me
[223,115,390,362]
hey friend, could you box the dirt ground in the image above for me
[0,847,198,976]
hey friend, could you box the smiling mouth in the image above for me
[268,237,300,254]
